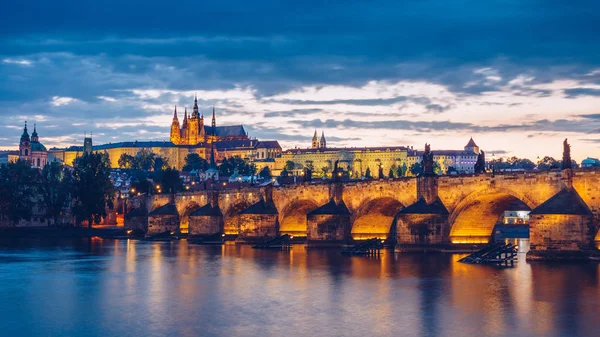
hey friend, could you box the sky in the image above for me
[2,1,600,161]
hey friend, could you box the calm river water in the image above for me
[1,238,600,337]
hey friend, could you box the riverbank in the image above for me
[0,226,128,238]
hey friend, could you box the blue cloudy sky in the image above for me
[2,0,600,160]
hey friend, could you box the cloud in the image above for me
[50,96,78,106]
[2,58,32,66]
[564,88,600,98]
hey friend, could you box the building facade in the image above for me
[408,138,481,175]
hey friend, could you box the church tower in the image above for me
[170,106,181,144]
[83,133,93,154]
[211,106,216,127]
[188,96,199,145]
[312,130,319,149]
[19,121,31,162]
[319,131,326,148]
[180,107,189,145]
[464,137,479,154]
[31,123,39,143]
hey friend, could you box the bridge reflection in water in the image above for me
[2,238,600,337]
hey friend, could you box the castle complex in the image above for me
[47,96,281,170]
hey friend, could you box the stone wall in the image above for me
[307,214,351,244]
[147,214,179,235]
[237,214,279,242]
[397,214,449,245]
[529,213,595,252]
[189,215,223,236]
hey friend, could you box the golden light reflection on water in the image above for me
[69,239,600,337]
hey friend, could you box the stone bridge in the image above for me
[128,168,600,257]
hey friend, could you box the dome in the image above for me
[31,141,47,152]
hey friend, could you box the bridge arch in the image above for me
[223,201,252,235]
[351,197,405,240]
[179,202,201,234]
[279,198,320,237]
[449,188,535,244]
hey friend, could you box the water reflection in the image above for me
[1,239,600,337]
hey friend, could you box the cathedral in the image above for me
[170,95,248,145]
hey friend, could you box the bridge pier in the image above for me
[188,190,224,236]
[306,182,352,247]
[527,187,598,260]
[236,184,280,243]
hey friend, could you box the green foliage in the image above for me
[153,156,170,172]
[117,149,157,171]
[72,152,116,227]
[280,167,289,177]
[135,148,156,171]
[154,167,183,193]
[493,156,537,171]
[183,153,209,172]
[409,162,422,176]
[321,166,330,177]
[388,167,395,179]
[218,156,254,176]
[433,162,442,175]
[40,162,73,224]
[396,163,408,177]
[284,160,295,172]
[129,170,152,195]
[536,156,560,170]
[0,160,40,225]
[259,166,272,179]
[305,161,314,172]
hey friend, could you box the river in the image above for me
[0,238,599,337]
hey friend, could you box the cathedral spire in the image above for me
[173,106,178,121]
[211,106,216,127]
[312,129,318,149]
[320,130,326,148]
[193,93,199,117]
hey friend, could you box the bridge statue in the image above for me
[422,143,435,176]
[474,150,486,174]
[562,138,572,170]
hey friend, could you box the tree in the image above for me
[118,153,135,169]
[130,170,152,196]
[305,161,314,172]
[183,153,209,172]
[72,152,116,228]
[280,167,289,177]
[153,156,170,172]
[571,160,579,168]
[388,167,395,179]
[218,158,234,176]
[321,166,330,178]
[155,167,183,193]
[259,166,271,179]
[410,162,422,176]
[433,162,442,175]
[0,160,39,225]
[41,162,73,225]
[396,163,407,178]
[284,160,295,172]
[135,148,156,171]
[537,156,560,170]
[364,167,372,179]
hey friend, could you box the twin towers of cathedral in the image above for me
[312,130,327,149]
[170,94,216,145]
